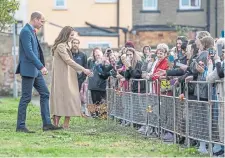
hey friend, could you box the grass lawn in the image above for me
[0,98,205,157]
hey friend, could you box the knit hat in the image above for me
[125,41,135,48]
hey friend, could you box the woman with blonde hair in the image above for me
[50,26,91,129]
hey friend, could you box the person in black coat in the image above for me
[121,48,144,93]
[88,48,113,107]
[71,39,87,90]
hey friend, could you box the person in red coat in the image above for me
[151,43,169,81]
[149,43,169,94]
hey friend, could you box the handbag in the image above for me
[160,79,171,92]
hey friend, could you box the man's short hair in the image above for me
[72,38,80,44]
[30,12,43,20]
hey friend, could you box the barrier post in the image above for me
[173,83,177,144]
[106,78,110,124]
[208,83,213,156]
[130,80,134,128]
[144,79,149,136]
[185,81,190,147]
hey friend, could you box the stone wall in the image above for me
[0,32,18,96]
[0,32,53,96]
[128,30,198,51]
[129,31,178,50]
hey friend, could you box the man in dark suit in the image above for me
[16,11,62,133]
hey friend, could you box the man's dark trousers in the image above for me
[16,71,51,129]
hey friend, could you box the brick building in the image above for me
[130,0,224,49]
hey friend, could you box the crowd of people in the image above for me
[71,31,225,156]
[16,11,224,156]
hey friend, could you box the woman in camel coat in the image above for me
[50,26,91,129]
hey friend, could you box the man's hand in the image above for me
[185,76,193,83]
[117,67,123,73]
[41,67,48,75]
[173,78,179,86]
[83,69,92,77]
[116,72,123,79]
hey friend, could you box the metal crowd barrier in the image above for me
[106,77,225,156]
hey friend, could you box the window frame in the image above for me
[179,0,201,10]
[88,42,111,49]
[95,0,117,3]
[142,0,158,11]
[54,0,67,10]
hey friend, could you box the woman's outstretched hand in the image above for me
[83,69,93,77]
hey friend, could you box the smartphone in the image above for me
[217,44,223,57]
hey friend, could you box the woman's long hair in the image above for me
[175,36,188,53]
[91,47,102,61]
[125,48,141,68]
[51,26,74,55]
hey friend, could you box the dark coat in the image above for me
[72,51,87,89]
[16,24,45,77]
[125,61,146,93]
[88,59,112,91]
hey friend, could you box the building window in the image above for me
[95,0,117,3]
[179,0,201,10]
[143,0,158,10]
[54,0,67,9]
[88,42,111,49]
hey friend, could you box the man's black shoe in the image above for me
[16,128,35,133]
[43,124,63,131]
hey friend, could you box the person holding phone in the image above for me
[122,48,143,93]
[88,48,112,117]
[189,35,214,154]
[206,40,225,156]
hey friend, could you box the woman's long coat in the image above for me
[50,42,85,116]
